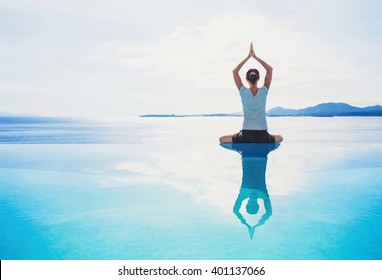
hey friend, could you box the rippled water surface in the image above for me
[1,117,381,259]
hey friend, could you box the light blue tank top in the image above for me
[239,85,268,130]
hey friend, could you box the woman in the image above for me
[219,43,283,144]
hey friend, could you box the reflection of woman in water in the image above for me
[219,43,283,144]
[222,143,278,239]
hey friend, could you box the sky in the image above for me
[1,0,381,117]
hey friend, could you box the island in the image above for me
[140,103,382,117]
[266,103,382,117]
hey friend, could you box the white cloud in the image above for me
[96,10,369,92]
[112,144,240,212]
[1,1,381,116]
[109,141,323,213]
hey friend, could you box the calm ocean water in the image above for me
[1,117,381,259]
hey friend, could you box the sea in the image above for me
[0,116,381,260]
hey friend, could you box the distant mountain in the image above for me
[140,103,382,118]
[3,102,381,121]
[267,103,382,117]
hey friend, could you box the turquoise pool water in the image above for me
[1,117,381,259]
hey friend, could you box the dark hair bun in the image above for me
[246,68,259,85]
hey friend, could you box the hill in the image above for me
[266,103,382,117]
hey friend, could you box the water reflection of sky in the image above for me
[1,117,382,259]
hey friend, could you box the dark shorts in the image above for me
[232,130,275,143]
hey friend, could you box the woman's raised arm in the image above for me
[232,43,253,90]
[252,48,273,89]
